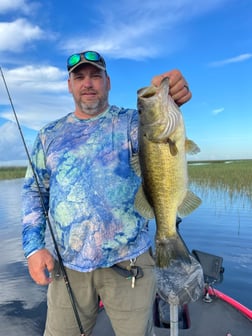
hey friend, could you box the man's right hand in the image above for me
[27,249,55,285]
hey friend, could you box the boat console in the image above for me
[192,249,224,303]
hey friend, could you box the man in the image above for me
[22,50,191,336]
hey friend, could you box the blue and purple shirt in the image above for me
[22,105,151,272]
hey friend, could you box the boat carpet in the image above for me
[93,295,252,335]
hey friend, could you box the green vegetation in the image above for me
[188,159,252,201]
[1,160,252,203]
[0,166,27,180]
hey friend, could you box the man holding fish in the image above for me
[22,50,197,336]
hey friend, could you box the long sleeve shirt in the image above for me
[22,105,151,272]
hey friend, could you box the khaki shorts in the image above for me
[44,250,156,336]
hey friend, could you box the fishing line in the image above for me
[0,67,86,336]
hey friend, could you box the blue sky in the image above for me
[0,0,251,165]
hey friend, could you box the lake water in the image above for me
[0,178,251,336]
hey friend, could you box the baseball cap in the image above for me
[67,51,106,73]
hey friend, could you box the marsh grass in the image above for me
[188,159,252,206]
[1,160,252,204]
[0,166,26,180]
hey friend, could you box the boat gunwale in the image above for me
[208,287,252,321]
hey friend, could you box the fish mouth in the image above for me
[138,86,157,99]
[137,77,169,99]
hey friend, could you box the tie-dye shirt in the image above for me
[22,105,151,272]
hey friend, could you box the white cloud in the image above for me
[61,0,230,59]
[212,107,224,115]
[0,19,45,52]
[5,65,67,91]
[0,66,72,129]
[0,121,27,162]
[209,53,252,67]
[0,0,30,13]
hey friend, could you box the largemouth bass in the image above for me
[135,77,201,268]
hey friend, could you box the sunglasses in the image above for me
[67,51,106,72]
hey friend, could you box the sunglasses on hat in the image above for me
[67,51,106,72]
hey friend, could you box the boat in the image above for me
[0,245,251,336]
[92,249,252,336]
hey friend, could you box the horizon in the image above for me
[1,158,252,169]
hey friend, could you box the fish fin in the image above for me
[134,185,155,219]
[130,154,141,176]
[185,138,200,155]
[167,138,178,156]
[155,232,191,268]
[177,190,202,218]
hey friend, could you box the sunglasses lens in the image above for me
[67,51,105,72]
[84,51,100,62]
[68,54,81,67]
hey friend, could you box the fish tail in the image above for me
[155,232,191,268]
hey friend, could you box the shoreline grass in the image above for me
[1,160,252,202]
[0,166,27,180]
[188,159,252,201]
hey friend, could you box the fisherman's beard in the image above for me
[76,92,109,117]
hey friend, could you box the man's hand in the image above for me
[27,249,54,285]
[152,69,192,106]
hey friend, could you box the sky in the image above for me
[0,0,251,165]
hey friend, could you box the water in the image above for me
[0,179,251,336]
[180,184,252,310]
[0,179,47,335]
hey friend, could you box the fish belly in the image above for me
[140,127,190,267]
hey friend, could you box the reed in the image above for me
[188,160,252,202]
[1,160,252,202]
[0,166,27,180]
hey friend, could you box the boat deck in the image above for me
[93,294,252,336]
[1,286,251,335]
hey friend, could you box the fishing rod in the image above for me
[0,66,86,336]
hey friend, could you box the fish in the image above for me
[134,77,201,268]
